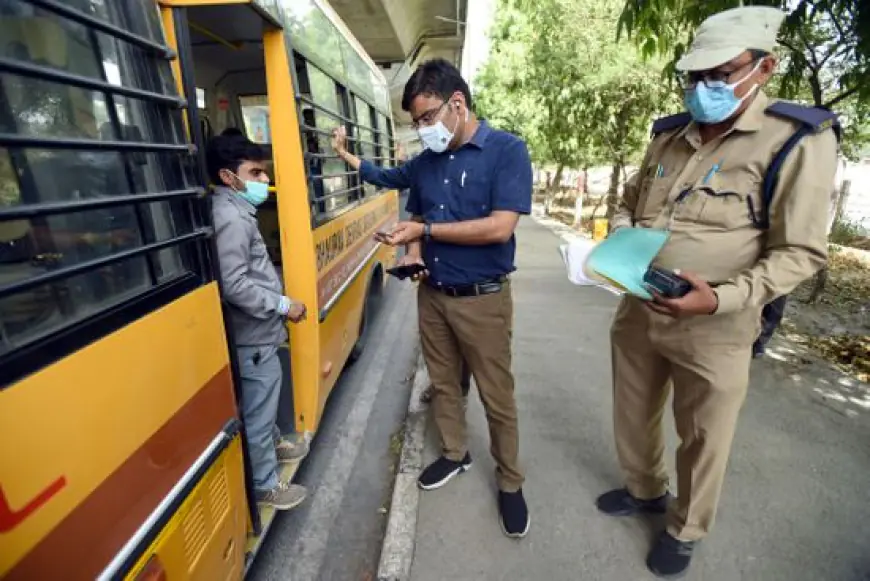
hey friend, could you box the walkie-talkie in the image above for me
[643,266,692,298]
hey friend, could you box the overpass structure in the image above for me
[329,0,468,148]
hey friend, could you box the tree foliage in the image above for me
[618,0,870,160]
[476,0,681,218]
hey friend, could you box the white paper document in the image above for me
[558,237,602,286]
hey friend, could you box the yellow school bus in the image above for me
[0,0,399,579]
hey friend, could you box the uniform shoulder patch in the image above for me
[765,101,840,133]
[650,112,692,137]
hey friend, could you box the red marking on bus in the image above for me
[0,477,67,533]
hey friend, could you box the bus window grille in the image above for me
[22,0,176,59]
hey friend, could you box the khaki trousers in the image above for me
[418,281,523,492]
[610,296,761,541]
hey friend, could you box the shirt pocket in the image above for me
[675,171,762,230]
[636,175,674,221]
[450,174,491,220]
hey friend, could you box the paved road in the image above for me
[410,217,870,581]
[249,194,418,581]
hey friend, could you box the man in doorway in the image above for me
[207,133,310,510]
[332,58,532,538]
[599,6,839,577]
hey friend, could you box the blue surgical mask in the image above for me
[229,172,270,206]
[683,60,762,124]
[239,180,270,206]
[417,103,466,154]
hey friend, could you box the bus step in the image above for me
[243,458,302,569]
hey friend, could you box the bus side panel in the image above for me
[313,192,399,412]
[0,284,241,581]
[124,436,248,581]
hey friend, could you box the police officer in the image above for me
[332,58,532,538]
[597,7,839,577]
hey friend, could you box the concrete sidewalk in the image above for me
[408,217,870,581]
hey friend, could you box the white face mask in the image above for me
[417,103,466,154]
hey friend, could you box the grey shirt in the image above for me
[211,187,288,346]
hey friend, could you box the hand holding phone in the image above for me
[387,262,427,280]
[374,230,393,244]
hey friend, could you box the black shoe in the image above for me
[417,453,472,490]
[647,532,695,578]
[752,341,765,358]
[595,488,669,516]
[498,488,530,538]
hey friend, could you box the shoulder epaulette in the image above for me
[766,101,841,141]
[650,112,692,137]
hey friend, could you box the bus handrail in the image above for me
[24,0,177,59]
[0,228,212,301]
[96,420,241,581]
[0,134,194,153]
[0,57,187,108]
[318,242,381,322]
[0,188,205,220]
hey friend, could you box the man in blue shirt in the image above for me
[333,58,532,538]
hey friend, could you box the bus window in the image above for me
[306,63,354,213]
[239,95,271,144]
[285,0,345,81]
[0,26,204,364]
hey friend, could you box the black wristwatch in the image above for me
[423,222,432,241]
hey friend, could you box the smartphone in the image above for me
[643,266,692,298]
[386,263,427,280]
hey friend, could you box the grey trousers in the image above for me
[238,344,282,491]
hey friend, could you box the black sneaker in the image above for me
[647,532,695,578]
[498,488,530,538]
[595,488,670,516]
[417,453,472,490]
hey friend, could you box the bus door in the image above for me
[162,0,321,541]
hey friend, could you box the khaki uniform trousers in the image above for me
[418,280,523,492]
[610,296,761,541]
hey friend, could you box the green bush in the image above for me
[829,219,866,246]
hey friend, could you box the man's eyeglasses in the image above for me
[678,58,760,90]
[411,102,448,130]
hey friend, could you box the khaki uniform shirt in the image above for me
[612,91,838,314]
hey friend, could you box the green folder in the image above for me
[584,227,670,300]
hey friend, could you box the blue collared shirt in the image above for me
[359,121,532,286]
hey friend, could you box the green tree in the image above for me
[476,0,680,218]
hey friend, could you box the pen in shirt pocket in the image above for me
[461,170,467,188]
[702,161,722,185]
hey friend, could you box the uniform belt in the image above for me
[430,275,507,298]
